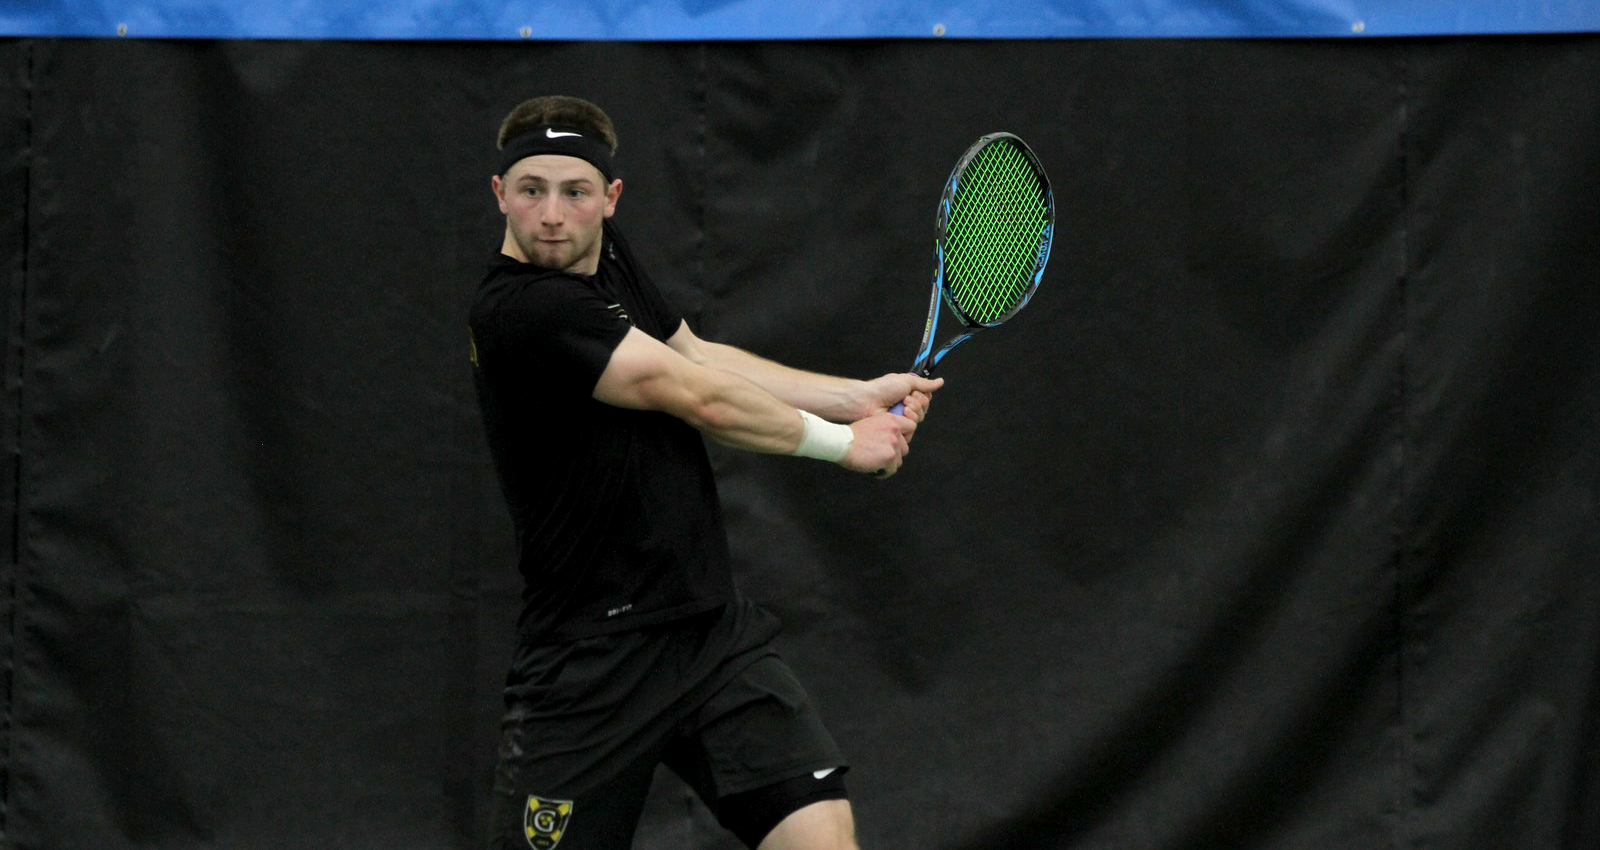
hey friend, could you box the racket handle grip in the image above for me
[887,368,926,417]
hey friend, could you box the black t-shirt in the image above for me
[469,221,734,642]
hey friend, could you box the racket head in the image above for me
[934,132,1055,329]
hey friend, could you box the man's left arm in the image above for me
[665,321,942,423]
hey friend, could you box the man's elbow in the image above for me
[678,391,736,433]
[624,371,727,431]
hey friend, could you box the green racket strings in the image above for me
[943,140,1050,325]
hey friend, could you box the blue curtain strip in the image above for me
[3,0,1599,40]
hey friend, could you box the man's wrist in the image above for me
[791,410,854,463]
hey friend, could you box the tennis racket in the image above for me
[889,132,1054,415]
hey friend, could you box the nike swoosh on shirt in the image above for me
[545,128,582,138]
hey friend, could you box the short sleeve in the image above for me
[601,220,684,341]
[471,271,632,398]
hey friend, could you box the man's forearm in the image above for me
[692,340,868,422]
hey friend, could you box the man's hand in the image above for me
[859,373,944,422]
[836,374,945,477]
[839,410,917,477]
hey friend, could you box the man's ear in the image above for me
[492,174,508,214]
[604,179,623,218]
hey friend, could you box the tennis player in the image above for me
[469,95,941,850]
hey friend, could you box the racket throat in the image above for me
[924,331,977,374]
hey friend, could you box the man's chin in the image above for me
[516,234,595,274]
[525,245,572,271]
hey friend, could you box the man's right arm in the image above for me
[592,327,915,476]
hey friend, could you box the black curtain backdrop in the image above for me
[1,35,1597,850]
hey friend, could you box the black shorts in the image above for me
[488,596,848,850]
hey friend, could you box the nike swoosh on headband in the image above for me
[545,128,582,138]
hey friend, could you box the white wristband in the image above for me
[791,410,854,463]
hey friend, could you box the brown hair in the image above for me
[496,96,619,155]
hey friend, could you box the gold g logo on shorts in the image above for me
[523,795,574,849]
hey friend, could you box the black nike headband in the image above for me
[498,125,617,183]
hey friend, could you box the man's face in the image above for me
[494,155,620,275]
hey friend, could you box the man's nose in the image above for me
[538,195,562,224]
